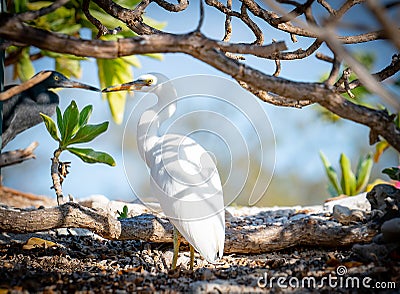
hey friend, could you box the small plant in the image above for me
[382,167,400,182]
[41,100,116,205]
[320,152,373,196]
[117,205,129,219]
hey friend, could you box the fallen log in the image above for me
[0,202,377,254]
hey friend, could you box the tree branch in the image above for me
[1,1,400,152]
[0,142,38,168]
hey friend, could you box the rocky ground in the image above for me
[0,231,398,293]
[0,186,399,293]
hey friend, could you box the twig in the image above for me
[222,0,232,42]
[335,54,400,93]
[51,149,64,206]
[82,0,121,38]
[18,0,69,22]
[195,0,205,32]
[271,0,314,25]
[152,0,189,12]
[272,39,281,77]
[317,0,335,15]
[0,142,38,168]
[315,53,341,85]
[316,52,334,63]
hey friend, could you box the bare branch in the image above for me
[316,53,341,86]
[240,3,263,45]
[278,39,322,60]
[317,0,335,15]
[222,0,232,42]
[17,0,70,22]
[0,142,38,168]
[339,54,400,92]
[51,150,64,206]
[82,0,121,38]
[196,0,205,32]
[316,52,334,63]
[271,0,314,25]
[152,0,189,12]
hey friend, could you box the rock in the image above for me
[352,243,390,261]
[323,193,370,212]
[366,184,400,211]
[381,218,400,244]
[332,205,366,225]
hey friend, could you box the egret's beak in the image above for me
[102,79,150,92]
[61,80,101,92]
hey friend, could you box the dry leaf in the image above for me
[22,237,59,250]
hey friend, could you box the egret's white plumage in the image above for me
[111,73,225,264]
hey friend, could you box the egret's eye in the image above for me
[147,79,154,85]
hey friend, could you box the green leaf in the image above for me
[319,151,343,196]
[62,100,80,145]
[55,56,82,79]
[121,55,141,68]
[355,154,373,193]
[143,53,164,61]
[40,113,60,142]
[68,122,109,145]
[12,0,29,13]
[67,147,116,166]
[56,107,64,139]
[382,167,400,181]
[97,58,134,124]
[373,141,390,163]
[16,48,35,82]
[340,153,357,195]
[78,105,93,127]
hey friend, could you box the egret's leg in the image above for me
[189,244,195,270]
[171,226,180,270]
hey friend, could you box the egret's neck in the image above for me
[137,81,177,165]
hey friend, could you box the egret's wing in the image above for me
[150,134,225,262]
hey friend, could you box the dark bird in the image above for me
[1,71,100,148]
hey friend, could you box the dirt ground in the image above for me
[0,230,399,293]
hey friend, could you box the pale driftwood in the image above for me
[0,202,377,254]
[0,142,39,167]
[0,186,56,208]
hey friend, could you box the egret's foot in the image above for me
[189,244,195,270]
[171,226,181,270]
[56,195,64,206]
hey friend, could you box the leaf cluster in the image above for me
[117,205,129,219]
[320,152,373,196]
[8,0,164,123]
[382,167,400,182]
[40,100,115,166]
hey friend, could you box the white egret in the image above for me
[103,73,225,269]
